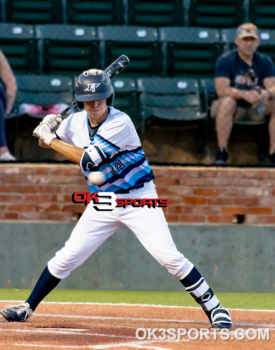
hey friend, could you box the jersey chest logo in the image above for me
[84,83,100,92]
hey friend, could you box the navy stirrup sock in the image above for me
[26,266,61,311]
[180,267,220,319]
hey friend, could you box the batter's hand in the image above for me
[33,123,57,146]
[40,114,62,132]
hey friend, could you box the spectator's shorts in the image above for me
[210,99,267,122]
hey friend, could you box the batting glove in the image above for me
[41,114,62,132]
[33,123,57,146]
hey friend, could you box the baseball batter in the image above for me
[1,69,232,329]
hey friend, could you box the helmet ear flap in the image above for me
[77,101,84,109]
[75,92,84,109]
[107,92,115,106]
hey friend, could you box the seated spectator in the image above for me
[211,23,275,165]
[0,50,17,161]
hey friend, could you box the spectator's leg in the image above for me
[262,100,275,157]
[269,116,275,155]
[0,96,16,161]
[0,97,8,154]
[267,105,275,155]
[215,97,237,149]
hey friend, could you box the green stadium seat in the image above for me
[200,78,217,116]
[125,0,184,26]
[35,24,99,75]
[137,77,208,147]
[220,28,236,52]
[67,0,123,25]
[112,77,140,129]
[257,29,275,66]
[160,27,223,78]
[249,0,275,29]
[98,26,160,77]
[13,74,73,118]
[6,0,63,24]
[0,23,36,74]
[189,0,245,28]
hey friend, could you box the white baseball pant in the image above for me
[48,182,193,280]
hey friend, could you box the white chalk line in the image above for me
[7,313,272,328]
[0,328,134,338]
[10,339,189,350]
[1,300,274,312]
[1,312,275,328]
[2,326,274,337]
[39,328,89,332]
[102,324,137,330]
[12,342,176,350]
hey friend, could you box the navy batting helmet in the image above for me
[75,69,114,109]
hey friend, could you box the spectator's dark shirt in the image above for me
[215,49,275,107]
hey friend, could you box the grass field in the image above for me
[0,289,274,310]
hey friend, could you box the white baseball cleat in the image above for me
[1,302,33,322]
[209,306,232,329]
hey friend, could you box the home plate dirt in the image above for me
[0,301,274,350]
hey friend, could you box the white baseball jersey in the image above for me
[56,107,155,194]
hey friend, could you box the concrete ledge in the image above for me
[0,223,274,292]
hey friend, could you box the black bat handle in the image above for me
[60,100,77,117]
[104,55,130,79]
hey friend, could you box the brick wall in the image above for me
[0,164,275,224]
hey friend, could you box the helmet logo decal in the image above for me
[84,83,100,92]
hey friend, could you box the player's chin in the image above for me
[92,109,105,115]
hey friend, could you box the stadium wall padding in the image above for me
[0,223,274,293]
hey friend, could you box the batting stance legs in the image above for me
[1,191,232,328]
[48,207,189,281]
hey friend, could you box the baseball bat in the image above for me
[33,55,130,140]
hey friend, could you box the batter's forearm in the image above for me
[50,139,84,163]
[39,139,51,149]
